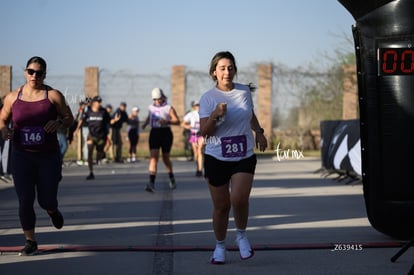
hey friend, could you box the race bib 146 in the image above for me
[20,127,45,145]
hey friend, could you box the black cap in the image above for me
[92,96,102,103]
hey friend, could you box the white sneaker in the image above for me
[210,246,226,264]
[236,236,254,260]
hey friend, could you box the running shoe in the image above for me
[169,178,176,190]
[210,246,226,264]
[49,210,64,229]
[195,171,203,177]
[145,183,155,193]
[236,236,254,260]
[19,240,38,256]
[86,172,95,180]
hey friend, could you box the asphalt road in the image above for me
[1,156,413,274]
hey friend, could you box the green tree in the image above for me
[294,34,356,129]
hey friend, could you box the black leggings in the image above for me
[128,130,139,154]
[12,149,62,230]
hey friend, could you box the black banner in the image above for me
[320,119,361,178]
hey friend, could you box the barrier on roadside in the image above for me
[320,119,361,183]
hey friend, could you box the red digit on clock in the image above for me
[382,50,397,74]
[401,50,414,73]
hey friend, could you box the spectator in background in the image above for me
[74,100,85,165]
[127,106,140,163]
[82,98,92,164]
[75,98,91,165]
[0,96,12,182]
[111,102,128,163]
[104,104,114,161]
[56,117,68,162]
[66,108,79,152]
[181,100,204,177]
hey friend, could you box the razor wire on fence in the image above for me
[11,61,341,129]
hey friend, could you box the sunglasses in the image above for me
[26,69,45,76]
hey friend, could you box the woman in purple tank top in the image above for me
[0,56,74,256]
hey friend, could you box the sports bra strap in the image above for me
[17,86,23,99]
[17,85,48,99]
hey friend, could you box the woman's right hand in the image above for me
[213,102,227,119]
[1,127,13,140]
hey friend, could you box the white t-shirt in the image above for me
[199,83,254,161]
[148,102,172,128]
[183,110,200,135]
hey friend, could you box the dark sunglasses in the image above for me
[26,69,45,76]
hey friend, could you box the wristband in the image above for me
[255,128,264,134]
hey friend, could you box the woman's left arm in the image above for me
[251,110,267,152]
[167,106,180,126]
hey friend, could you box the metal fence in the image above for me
[11,62,332,126]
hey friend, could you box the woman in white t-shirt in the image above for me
[199,51,268,265]
[181,100,204,177]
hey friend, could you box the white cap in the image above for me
[152,87,164,99]
[132,106,139,112]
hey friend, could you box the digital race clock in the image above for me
[378,41,414,76]
[340,0,414,239]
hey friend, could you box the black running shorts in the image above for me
[204,154,257,187]
[149,128,173,153]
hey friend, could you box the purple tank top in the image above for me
[12,86,59,152]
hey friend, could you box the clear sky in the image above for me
[1,0,355,76]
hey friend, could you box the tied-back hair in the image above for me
[26,56,47,71]
[247,82,257,93]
